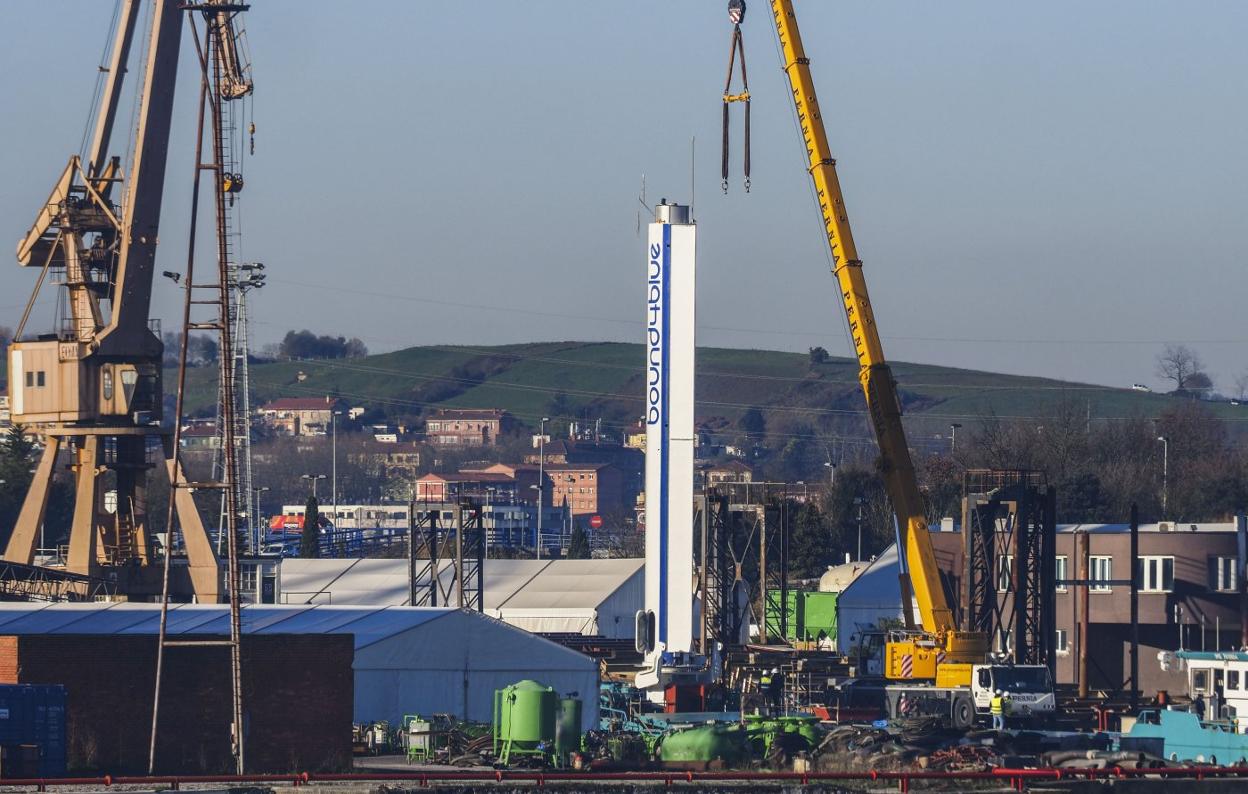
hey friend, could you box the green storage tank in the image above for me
[554,696,582,767]
[659,723,747,768]
[493,679,557,765]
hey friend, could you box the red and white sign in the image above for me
[589,515,604,529]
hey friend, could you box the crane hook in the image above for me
[722,1,751,194]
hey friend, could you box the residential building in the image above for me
[705,460,755,486]
[0,393,10,426]
[415,470,522,503]
[346,441,422,481]
[424,408,507,447]
[179,420,220,450]
[546,462,627,518]
[256,396,345,436]
[930,518,1246,695]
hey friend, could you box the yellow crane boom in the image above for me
[766,0,966,649]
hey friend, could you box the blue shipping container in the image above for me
[0,685,67,777]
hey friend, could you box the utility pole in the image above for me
[536,417,548,559]
[854,497,864,562]
[1157,436,1169,515]
[949,423,962,454]
[1130,504,1140,711]
[332,409,342,536]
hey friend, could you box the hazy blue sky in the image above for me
[2,1,1245,392]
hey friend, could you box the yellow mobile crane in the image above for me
[753,0,1057,728]
[760,0,997,684]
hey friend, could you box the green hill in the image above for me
[174,342,1240,448]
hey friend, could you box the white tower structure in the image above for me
[636,201,708,696]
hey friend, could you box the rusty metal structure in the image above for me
[696,484,794,652]
[407,499,485,611]
[148,0,255,776]
[960,469,1057,670]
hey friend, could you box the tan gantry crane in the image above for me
[6,0,221,601]
[764,0,990,684]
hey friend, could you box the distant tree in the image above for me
[1184,371,1214,397]
[567,526,591,559]
[789,501,837,578]
[1235,372,1248,402]
[189,335,219,366]
[278,330,366,360]
[0,325,13,354]
[738,407,766,438]
[300,495,321,558]
[1156,345,1208,393]
[0,427,37,548]
[547,391,574,419]
[808,346,830,367]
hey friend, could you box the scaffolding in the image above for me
[407,499,485,611]
[960,469,1057,670]
[697,483,796,652]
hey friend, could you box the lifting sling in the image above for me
[722,0,750,193]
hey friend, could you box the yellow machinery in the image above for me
[763,0,990,683]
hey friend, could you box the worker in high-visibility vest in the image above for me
[991,689,1006,731]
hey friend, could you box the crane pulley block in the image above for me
[722,0,750,193]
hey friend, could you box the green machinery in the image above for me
[493,679,583,767]
[764,591,838,645]
[657,716,822,768]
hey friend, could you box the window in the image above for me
[1090,556,1113,592]
[1138,556,1175,593]
[239,564,258,597]
[24,372,32,388]
[1055,556,1068,592]
[1211,556,1238,592]
[997,629,1013,654]
[36,371,45,387]
[1229,670,1241,691]
[1055,629,1068,654]
[1193,668,1210,694]
[997,554,1014,593]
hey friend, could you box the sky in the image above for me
[1,1,1245,393]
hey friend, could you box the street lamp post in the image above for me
[252,486,270,549]
[537,417,548,559]
[331,410,342,536]
[1157,436,1169,515]
[950,423,963,454]
[854,497,865,562]
[301,473,327,500]
[823,461,836,490]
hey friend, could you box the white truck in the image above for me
[880,663,1056,730]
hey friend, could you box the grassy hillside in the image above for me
[174,342,1242,450]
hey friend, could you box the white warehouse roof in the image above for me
[279,557,644,639]
[0,603,599,730]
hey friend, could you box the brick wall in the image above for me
[0,634,353,774]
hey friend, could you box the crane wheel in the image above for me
[951,694,974,731]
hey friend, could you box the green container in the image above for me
[764,590,803,642]
[554,697,582,766]
[800,591,837,643]
[493,679,557,764]
[659,723,747,767]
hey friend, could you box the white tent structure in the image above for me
[834,542,923,652]
[279,558,644,639]
[0,603,599,730]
